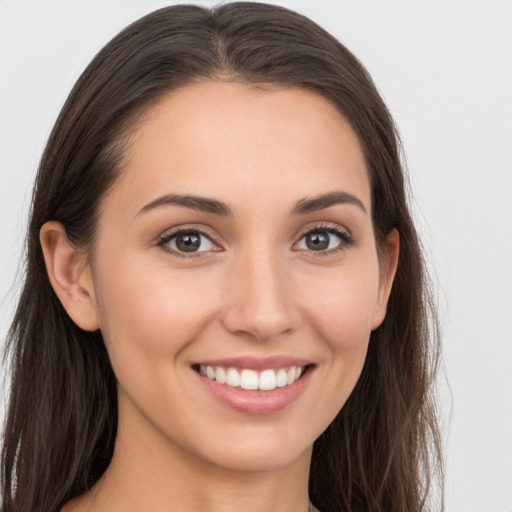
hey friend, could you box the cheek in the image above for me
[298,256,380,417]
[93,252,220,371]
[302,259,381,352]
[291,263,379,434]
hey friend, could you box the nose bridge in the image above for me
[221,242,299,341]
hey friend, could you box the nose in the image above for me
[220,249,300,342]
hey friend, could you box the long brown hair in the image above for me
[1,3,443,511]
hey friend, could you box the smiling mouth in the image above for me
[192,364,310,391]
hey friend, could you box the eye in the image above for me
[295,225,353,253]
[158,229,218,255]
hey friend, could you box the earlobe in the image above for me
[371,228,400,330]
[40,221,99,331]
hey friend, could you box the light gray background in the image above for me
[1,1,511,511]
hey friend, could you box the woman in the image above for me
[1,3,443,511]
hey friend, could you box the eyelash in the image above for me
[156,223,354,259]
[157,227,218,259]
[294,223,354,257]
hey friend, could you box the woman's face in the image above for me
[88,82,397,472]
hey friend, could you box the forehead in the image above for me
[107,81,371,216]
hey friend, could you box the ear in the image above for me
[371,228,400,330]
[40,221,99,331]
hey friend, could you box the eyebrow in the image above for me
[136,190,367,218]
[137,194,234,217]
[291,191,367,215]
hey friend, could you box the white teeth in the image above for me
[215,366,226,384]
[199,364,306,390]
[206,365,215,379]
[240,369,259,390]
[259,369,277,390]
[226,367,241,387]
[276,369,288,388]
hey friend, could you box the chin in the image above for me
[207,445,311,473]
[187,423,316,473]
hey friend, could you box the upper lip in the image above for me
[193,356,313,371]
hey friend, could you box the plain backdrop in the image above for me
[0,1,511,511]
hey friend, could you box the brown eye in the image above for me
[304,231,330,251]
[162,230,216,254]
[295,226,352,253]
[175,232,201,252]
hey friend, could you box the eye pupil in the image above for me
[306,231,329,251]
[176,232,201,252]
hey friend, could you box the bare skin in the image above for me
[44,82,399,512]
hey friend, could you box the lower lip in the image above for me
[195,367,313,415]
